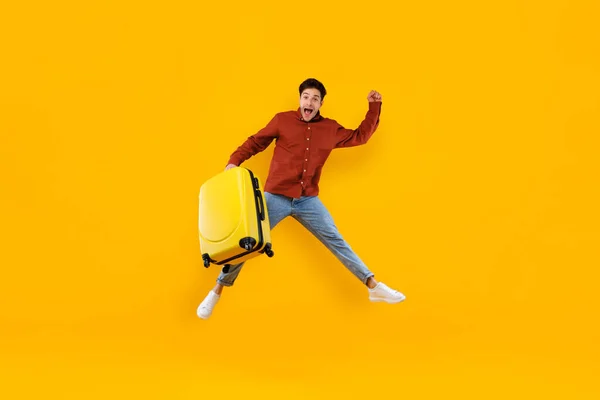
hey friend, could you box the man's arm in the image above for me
[226,114,280,169]
[334,90,382,148]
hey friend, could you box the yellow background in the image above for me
[1,0,599,398]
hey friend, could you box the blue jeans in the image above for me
[217,192,374,287]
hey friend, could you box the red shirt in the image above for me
[228,101,382,199]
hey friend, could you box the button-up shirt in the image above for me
[228,101,382,199]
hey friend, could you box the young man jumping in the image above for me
[197,78,406,319]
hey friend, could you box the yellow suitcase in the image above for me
[198,167,274,268]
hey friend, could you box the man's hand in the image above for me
[225,163,237,171]
[367,90,382,102]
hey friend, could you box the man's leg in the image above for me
[215,192,291,287]
[197,192,292,319]
[292,196,405,303]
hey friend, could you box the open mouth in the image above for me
[303,108,313,118]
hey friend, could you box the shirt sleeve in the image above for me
[333,102,382,148]
[227,114,280,166]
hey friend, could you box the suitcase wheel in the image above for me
[239,237,257,251]
[264,243,274,258]
[202,253,211,268]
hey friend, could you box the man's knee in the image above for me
[318,225,344,241]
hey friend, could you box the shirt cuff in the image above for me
[369,101,382,111]
[227,157,241,166]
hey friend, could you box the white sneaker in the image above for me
[197,290,220,319]
[368,282,406,304]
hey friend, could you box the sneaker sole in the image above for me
[369,296,406,304]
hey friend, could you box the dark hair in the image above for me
[299,78,327,100]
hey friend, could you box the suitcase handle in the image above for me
[255,189,266,221]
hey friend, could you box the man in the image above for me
[197,78,406,319]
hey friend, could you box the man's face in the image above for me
[299,88,323,121]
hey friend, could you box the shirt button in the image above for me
[305,159,308,161]
[307,138,310,140]
[308,127,311,130]
[306,148,309,150]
